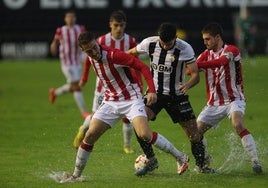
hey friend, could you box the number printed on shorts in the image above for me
[98,96,103,105]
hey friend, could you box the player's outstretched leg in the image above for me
[134,131,158,176]
[191,139,219,174]
[60,142,93,183]
[135,132,189,176]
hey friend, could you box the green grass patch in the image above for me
[0,57,267,188]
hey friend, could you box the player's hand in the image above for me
[146,92,157,105]
[79,80,86,88]
[50,42,58,56]
[178,82,189,95]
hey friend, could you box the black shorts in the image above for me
[145,94,196,123]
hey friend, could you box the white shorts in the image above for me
[197,100,246,128]
[93,98,147,127]
[61,65,81,83]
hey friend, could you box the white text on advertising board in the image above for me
[3,0,268,10]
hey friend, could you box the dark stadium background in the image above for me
[1,0,267,59]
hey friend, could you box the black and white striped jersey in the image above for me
[136,36,196,96]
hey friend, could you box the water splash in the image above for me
[48,171,85,183]
[217,132,247,173]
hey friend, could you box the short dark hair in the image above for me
[158,22,177,42]
[78,31,95,48]
[65,10,76,16]
[201,22,224,38]
[110,10,127,22]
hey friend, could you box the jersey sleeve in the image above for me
[136,36,158,54]
[197,45,240,69]
[128,36,142,91]
[96,35,104,45]
[129,36,137,49]
[81,57,91,83]
[53,28,61,42]
[182,42,196,64]
[130,69,143,92]
[80,25,86,32]
[196,51,208,64]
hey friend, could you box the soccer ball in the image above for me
[134,154,148,170]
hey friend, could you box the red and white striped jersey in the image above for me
[97,33,137,52]
[197,44,245,106]
[53,24,86,66]
[81,32,140,93]
[86,45,155,102]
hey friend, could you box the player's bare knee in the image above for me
[233,122,245,134]
[137,132,151,143]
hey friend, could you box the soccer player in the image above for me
[49,10,89,118]
[196,22,263,174]
[59,31,189,183]
[234,4,257,65]
[127,22,213,175]
[73,10,139,153]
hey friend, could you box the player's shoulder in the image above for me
[123,33,136,40]
[225,44,240,55]
[175,38,193,49]
[136,36,159,52]
[98,32,109,38]
[101,45,126,62]
[142,36,159,43]
[197,49,209,60]
[74,24,85,30]
[225,43,239,50]
[56,25,65,31]
[55,26,64,34]
[102,44,121,53]
[79,24,86,30]
[96,33,110,43]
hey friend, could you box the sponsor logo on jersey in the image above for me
[151,63,173,73]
